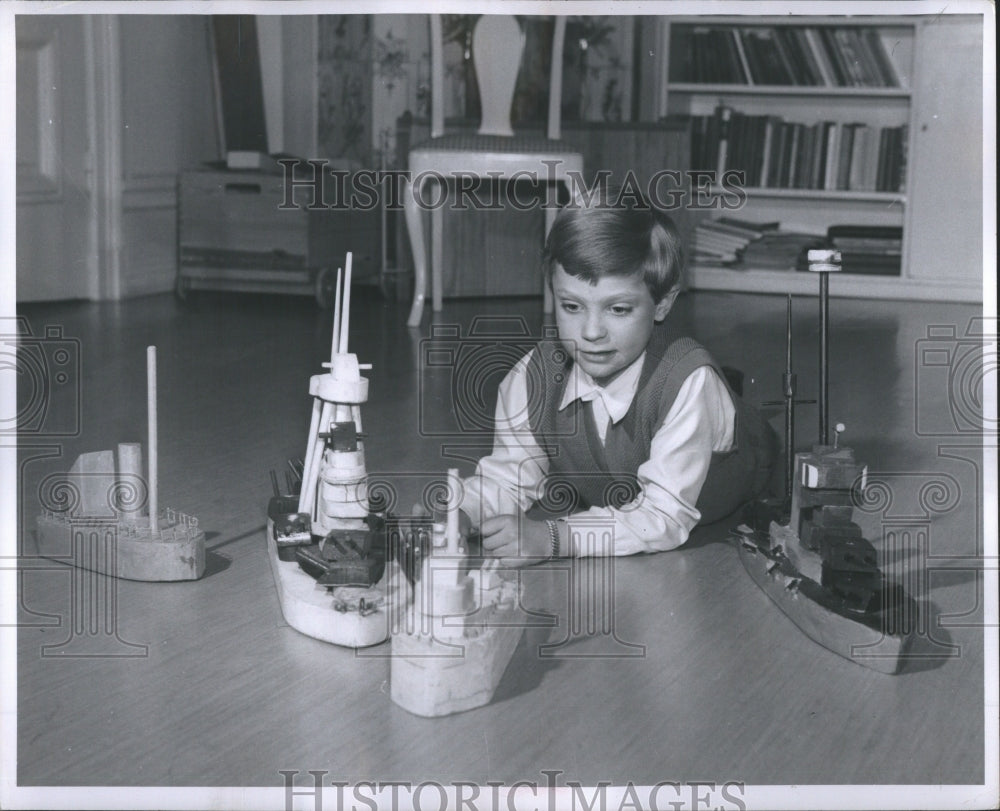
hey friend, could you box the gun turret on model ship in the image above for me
[35,347,205,581]
[265,253,404,648]
[734,249,915,674]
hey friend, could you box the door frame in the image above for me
[85,14,123,301]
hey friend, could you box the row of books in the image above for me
[690,107,908,193]
[669,24,902,88]
[690,218,902,276]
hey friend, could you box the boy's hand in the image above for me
[480,515,551,568]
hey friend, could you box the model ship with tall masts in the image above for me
[390,469,525,717]
[35,347,205,581]
[264,252,407,648]
[734,250,916,674]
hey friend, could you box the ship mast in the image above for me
[764,296,814,510]
[808,248,842,445]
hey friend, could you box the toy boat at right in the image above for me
[733,250,916,675]
[733,447,917,675]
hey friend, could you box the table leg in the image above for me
[404,176,427,328]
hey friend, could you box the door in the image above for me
[16,15,95,302]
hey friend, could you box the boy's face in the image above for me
[551,264,678,386]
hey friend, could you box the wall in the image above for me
[118,15,218,297]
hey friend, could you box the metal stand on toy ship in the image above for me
[35,347,205,581]
[734,250,916,674]
[390,470,524,717]
[265,253,406,648]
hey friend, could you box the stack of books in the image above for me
[689,106,908,192]
[825,225,903,275]
[745,232,825,270]
[690,217,778,266]
[670,24,902,88]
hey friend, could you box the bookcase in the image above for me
[651,14,984,302]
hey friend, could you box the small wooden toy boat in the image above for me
[34,347,205,581]
[390,470,525,717]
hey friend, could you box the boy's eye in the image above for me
[559,301,581,313]
[609,305,633,316]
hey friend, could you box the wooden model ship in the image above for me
[265,253,407,648]
[34,347,205,581]
[734,251,915,674]
[390,470,525,717]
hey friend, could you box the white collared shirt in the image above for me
[459,349,737,556]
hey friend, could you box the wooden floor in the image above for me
[10,287,992,797]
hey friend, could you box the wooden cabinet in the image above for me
[176,168,380,305]
[650,14,984,301]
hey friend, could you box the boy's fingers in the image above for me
[480,532,508,552]
[479,515,504,534]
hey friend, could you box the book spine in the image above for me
[771,28,802,86]
[669,24,691,82]
[715,105,733,177]
[832,28,864,87]
[848,28,883,87]
[818,28,850,86]
[835,123,855,191]
[742,30,764,83]
[714,28,744,83]
[791,27,825,85]
[897,123,909,193]
[848,124,869,191]
[864,29,900,87]
[731,29,755,85]
[876,127,890,191]
[803,28,836,86]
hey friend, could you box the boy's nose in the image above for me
[581,313,607,342]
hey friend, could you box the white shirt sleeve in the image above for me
[459,351,550,526]
[459,356,736,558]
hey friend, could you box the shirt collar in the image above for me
[558,351,646,424]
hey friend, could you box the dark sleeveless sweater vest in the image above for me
[525,326,776,524]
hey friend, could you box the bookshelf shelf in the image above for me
[668,83,911,99]
[738,187,906,204]
[651,14,985,302]
[685,265,981,303]
[708,185,906,203]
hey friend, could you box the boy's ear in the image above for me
[653,287,680,321]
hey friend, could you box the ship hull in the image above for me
[390,619,524,717]
[265,517,407,648]
[34,514,205,581]
[736,532,911,675]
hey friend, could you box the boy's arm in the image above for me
[458,352,550,526]
[565,366,735,557]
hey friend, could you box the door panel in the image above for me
[16,15,94,302]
